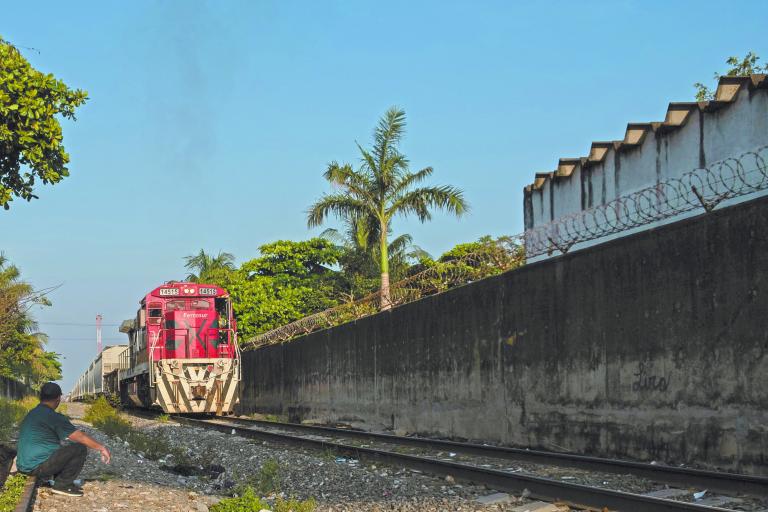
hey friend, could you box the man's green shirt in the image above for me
[16,404,76,472]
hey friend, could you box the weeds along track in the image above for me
[165,415,766,512]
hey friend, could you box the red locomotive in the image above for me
[117,283,241,414]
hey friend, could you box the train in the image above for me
[71,282,241,414]
[69,345,128,399]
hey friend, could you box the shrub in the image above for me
[94,415,132,439]
[14,396,39,412]
[92,412,179,462]
[83,396,118,425]
[156,414,170,423]
[272,497,317,512]
[0,474,27,512]
[0,398,34,443]
[211,488,316,512]
[255,459,281,495]
[233,458,281,497]
[103,393,121,409]
[125,431,174,461]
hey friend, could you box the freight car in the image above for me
[117,283,241,414]
[70,345,129,401]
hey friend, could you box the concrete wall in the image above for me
[0,376,30,401]
[241,194,768,474]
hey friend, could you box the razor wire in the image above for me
[244,145,768,349]
[244,236,526,349]
[525,146,768,257]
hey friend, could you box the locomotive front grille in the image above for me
[191,384,207,400]
[153,358,239,414]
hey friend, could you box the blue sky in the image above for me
[2,0,766,390]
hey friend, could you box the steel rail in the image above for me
[13,476,38,512]
[215,416,767,497]
[175,416,736,512]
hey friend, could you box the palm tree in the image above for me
[308,107,468,310]
[322,220,429,276]
[183,250,236,282]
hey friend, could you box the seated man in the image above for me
[16,382,111,497]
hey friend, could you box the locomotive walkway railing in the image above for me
[243,145,768,350]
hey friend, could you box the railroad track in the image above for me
[13,476,37,512]
[220,416,767,497]
[166,414,766,512]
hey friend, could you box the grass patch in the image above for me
[95,415,133,438]
[320,447,336,462]
[0,400,27,443]
[211,487,316,512]
[233,458,281,497]
[93,470,119,482]
[0,397,40,443]
[156,413,170,423]
[86,399,179,461]
[0,474,27,512]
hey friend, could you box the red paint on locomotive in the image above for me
[117,282,241,414]
[144,283,237,362]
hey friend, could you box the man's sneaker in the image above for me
[50,485,84,497]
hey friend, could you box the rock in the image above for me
[194,503,208,512]
[511,502,562,512]
[475,492,513,505]
[394,429,408,436]
[444,475,455,484]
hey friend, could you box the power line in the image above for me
[48,338,124,341]
[38,322,121,327]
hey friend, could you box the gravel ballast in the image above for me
[32,404,541,512]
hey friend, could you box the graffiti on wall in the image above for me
[632,362,670,392]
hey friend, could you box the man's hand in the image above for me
[68,430,111,464]
[99,446,111,464]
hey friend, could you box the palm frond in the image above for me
[373,107,406,165]
[323,162,357,186]
[407,245,431,261]
[324,159,378,208]
[388,185,469,222]
[307,194,371,228]
[319,227,346,246]
[388,233,414,254]
[355,143,378,177]
[183,249,235,283]
[388,167,434,199]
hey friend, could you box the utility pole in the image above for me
[96,314,102,354]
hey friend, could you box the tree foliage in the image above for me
[190,239,342,340]
[183,250,236,282]
[0,37,87,210]
[307,107,468,309]
[694,51,767,101]
[321,218,429,300]
[408,235,526,294]
[0,254,61,387]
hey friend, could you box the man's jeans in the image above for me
[28,443,87,487]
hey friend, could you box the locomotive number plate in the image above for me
[159,288,180,296]
[199,287,217,295]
